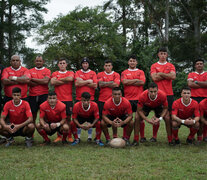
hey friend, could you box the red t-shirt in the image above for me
[40,100,67,123]
[29,67,51,96]
[172,98,200,119]
[199,98,207,117]
[97,71,120,102]
[1,100,32,124]
[52,71,74,101]
[138,90,168,108]
[72,101,99,119]
[75,69,97,100]
[121,68,145,100]
[150,61,175,96]
[102,97,132,117]
[1,66,31,98]
[188,71,207,97]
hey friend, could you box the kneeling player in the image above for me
[70,92,103,146]
[101,87,133,145]
[199,98,207,142]
[0,87,35,147]
[36,91,69,144]
[172,87,200,145]
[133,82,172,145]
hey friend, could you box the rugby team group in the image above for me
[0,47,206,148]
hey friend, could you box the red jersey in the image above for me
[29,67,51,96]
[138,90,168,108]
[102,97,132,117]
[1,100,32,124]
[172,98,200,119]
[121,68,145,100]
[188,71,207,97]
[75,69,97,100]
[97,71,120,102]
[52,71,74,101]
[1,66,31,98]
[150,61,175,96]
[40,100,67,123]
[199,98,207,117]
[72,101,99,119]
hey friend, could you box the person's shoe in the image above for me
[41,139,51,146]
[0,137,6,144]
[186,138,193,145]
[25,137,33,148]
[140,137,147,143]
[62,140,68,145]
[87,138,92,142]
[174,139,181,145]
[95,140,104,146]
[67,137,73,143]
[5,137,14,147]
[105,139,110,145]
[53,136,62,143]
[71,139,80,146]
[123,138,130,146]
[203,137,207,142]
[150,137,157,142]
[131,140,139,146]
[168,141,174,146]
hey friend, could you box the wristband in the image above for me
[56,122,61,127]
[159,117,163,121]
[12,76,17,81]
[193,120,196,124]
[181,120,185,124]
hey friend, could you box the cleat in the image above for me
[25,137,33,148]
[203,137,207,142]
[53,136,62,143]
[5,137,14,147]
[105,139,110,145]
[0,137,6,144]
[140,137,147,143]
[41,139,51,146]
[150,137,157,142]
[123,138,130,146]
[87,138,92,142]
[174,139,181,145]
[71,139,80,146]
[62,140,68,145]
[168,141,174,146]
[95,140,104,146]
[186,138,193,145]
[67,137,73,143]
[131,140,139,146]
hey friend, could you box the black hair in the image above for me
[129,54,137,60]
[181,86,191,92]
[112,87,121,92]
[58,58,68,63]
[12,87,21,94]
[81,92,91,99]
[48,91,57,96]
[148,82,158,89]
[194,58,204,64]
[157,47,167,53]
[104,59,112,64]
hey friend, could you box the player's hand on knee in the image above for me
[50,123,57,129]
[43,123,50,130]
[11,124,20,133]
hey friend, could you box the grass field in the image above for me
[0,119,207,180]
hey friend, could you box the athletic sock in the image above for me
[57,132,62,138]
[95,122,101,140]
[105,132,110,140]
[67,128,72,138]
[197,136,202,141]
[167,135,172,142]
[203,125,207,138]
[140,121,145,138]
[172,128,179,140]
[77,128,81,139]
[88,128,92,138]
[188,127,198,140]
[153,123,160,138]
[70,121,78,139]
[62,132,67,141]
[113,134,118,138]
[134,135,139,142]
[39,129,50,141]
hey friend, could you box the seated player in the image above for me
[134,82,172,146]
[0,87,35,147]
[199,98,207,142]
[70,92,104,146]
[101,87,133,145]
[172,87,200,145]
[36,91,69,144]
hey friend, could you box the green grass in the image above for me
[0,118,207,179]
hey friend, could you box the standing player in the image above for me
[1,55,31,103]
[187,58,207,141]
[0,87,35,147]
[29,55,51,122]
[70,92,103,146]
[75,57,97,141]
[36,91,69,144]
[199,98,207,142]
[101,87,133,145]
[171,87,200,145]
[51,58,74,143]
[97,59,120,137]
[150,47,176,142]
[136,83,173,145]
[121,55,146,145]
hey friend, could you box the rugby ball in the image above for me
[109,138,126,148]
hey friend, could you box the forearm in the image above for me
[18,117,33,128]
[87,83,97,88]
[160,108,168,118]
[122,79,142,86]
[91,119,99,126]
[73,118,81,127]
[196,81,207,88]
[99,81,114,88]
[60,77,73,83]
[138,109,148,122]
[102,115,112,125]
[31,77,50,85]
[193,117,200,123]
[160,72,176,80]
[75,80,89,87]
[172,115,183,123]
[188,81,200,88]
[151,74,163,81]
[59,118,66,126]
[40,118,46,127]
[15,76,30,84]
[2,79,17,85]
[123,114,132,124]
[51,79,64,85]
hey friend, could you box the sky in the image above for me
[26,0,106,52]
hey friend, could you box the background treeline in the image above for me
[0,0,207,98]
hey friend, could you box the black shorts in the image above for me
[129,100,138,112]
[142,105,163,118]
[29,94,48,113]
[97,101,105,119]
[106,115,128,128]
[6,127,25,137]
[77,115,95,125]
[46,122,62,136]
[62,101,73,115]
[167,95,174,112]
[191,97,206,104]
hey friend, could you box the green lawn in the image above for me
[0,120,207,180]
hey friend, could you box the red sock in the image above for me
[197,136,202,141]
[95,121,101,140]
[57,132,62,138]
[188,127,198,140]
[203,125,207,138]
[62,132,67,141]
[70,121,78,139]
[167,135,172,143]
[134,135,139,142]
[39,129,50,141]
[68,128,72,138]
[172,128,179,140]
[140,121,145,138]
[113,134,118,138]
[105,132,110,140]
[123,125,127,138]
[153,123,160,138]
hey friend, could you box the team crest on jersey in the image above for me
[45,110,50,112]
[9,109,15,112]
[178,109,183,111]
